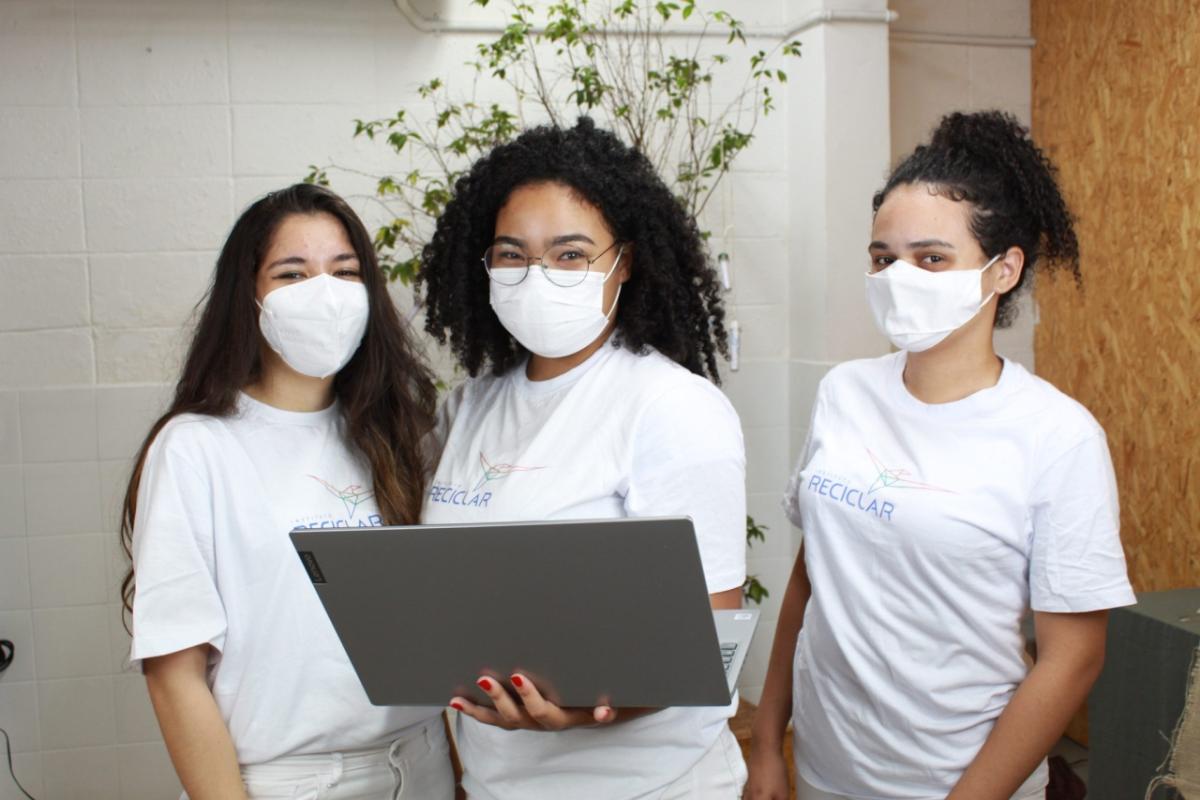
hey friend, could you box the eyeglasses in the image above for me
[482,240,623,288]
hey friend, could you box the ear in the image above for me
[615,244,633,284]
[993,246,1025,295]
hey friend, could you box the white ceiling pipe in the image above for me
[889,30,1035,48]
[393,0,897,39]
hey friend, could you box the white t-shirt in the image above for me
[424,342,747,800]
[130,394,439,765]
[783,352,1135,799]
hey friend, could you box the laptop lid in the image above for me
[290,517,733,708]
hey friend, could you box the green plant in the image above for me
[306,0,797,605]
[743,515,769,605]
[305,0,800,285]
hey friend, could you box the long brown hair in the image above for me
[120,184,438,622]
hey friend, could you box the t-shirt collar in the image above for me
[237,391,340,426]
[888,350,1018,419]
[512,341,618,396]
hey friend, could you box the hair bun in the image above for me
[929,110,1030,155]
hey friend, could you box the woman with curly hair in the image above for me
[122,184,452,798]
[419,116,748,799]
[746,111,1135,800]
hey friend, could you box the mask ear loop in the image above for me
[598,245,625,283]
[600,245,626,320]
[978,254,1003,308]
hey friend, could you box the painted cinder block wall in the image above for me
[0,1,1032,797]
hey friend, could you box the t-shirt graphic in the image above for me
[804,447,955,523]
[307,474,379,525]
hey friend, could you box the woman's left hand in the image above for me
[450,674,618,731]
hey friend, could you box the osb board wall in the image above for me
[1031,0,1199,594]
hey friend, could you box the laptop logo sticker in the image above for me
[298,550,327,584]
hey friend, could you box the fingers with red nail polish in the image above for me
[459,673,615,732]
[475,675,524,728]
[594,706,617,724]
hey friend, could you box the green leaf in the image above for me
[743,575,769,605]
[302,165,330,187]
[386,131,409,153]
[746,514,769,544]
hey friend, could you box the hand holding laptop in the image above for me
[451,672,622,731]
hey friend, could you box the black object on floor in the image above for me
[1048,754,1087,800]
[1088,589,1200,800]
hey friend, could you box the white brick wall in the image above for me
[0,0,1031,795]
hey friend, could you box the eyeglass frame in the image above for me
[481,239,626,288]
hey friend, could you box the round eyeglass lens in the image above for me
[484,246,530,286]
[542,244,595,287]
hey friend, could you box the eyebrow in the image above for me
[492,233,597,247]
[267,252,358,269]
[868,239,956,251]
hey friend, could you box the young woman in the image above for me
[746,111,1136,800]
[419,117,749,799]
[121,184,453,799]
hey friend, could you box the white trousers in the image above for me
[655,725,748,800]
[193,718,454,800]
[796,772,1045,800]
[465,724,747,800]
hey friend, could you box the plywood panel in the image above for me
[1032,0,1200,594]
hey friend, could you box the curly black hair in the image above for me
[873,110,1080,327]
[418,116,728,382]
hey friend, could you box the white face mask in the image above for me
[489,248,624,359]
[864,255,1000,352]
[258,273,370,378]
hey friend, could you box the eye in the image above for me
[276,270,305,280]
[334,268,362,279]
[495,248,527,263]
[871,255,894,270]
[547,246,590,269]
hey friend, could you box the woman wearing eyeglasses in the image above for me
[418,117,749,800]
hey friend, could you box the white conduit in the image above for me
[393,2,1035,49]
[890,30,1036,49]
[393,0,897,39]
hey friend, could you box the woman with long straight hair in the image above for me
[746,111,1135,800]
[120,184,451,799]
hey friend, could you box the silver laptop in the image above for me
[290,517,759,708]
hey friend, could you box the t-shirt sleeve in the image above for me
[1029,432,1136,613]
[624,379,747,594]
[782,377,827,529]
[129,423,228,667]
[423,382,467,473]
